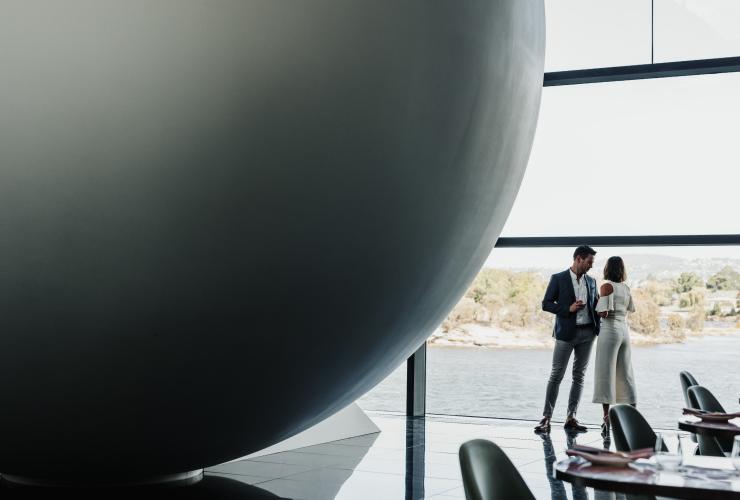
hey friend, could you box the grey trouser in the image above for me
[542,327,595,418]
[593,316,637,405]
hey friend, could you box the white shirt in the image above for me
[569,268,590,325]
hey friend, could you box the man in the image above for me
[534,245,600,433]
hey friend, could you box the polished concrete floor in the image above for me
[0,412,624,499]
[204,412,618,500]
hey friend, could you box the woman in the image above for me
[593,256,637,435]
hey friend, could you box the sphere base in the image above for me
[1,469,203,488]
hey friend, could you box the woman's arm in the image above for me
[597,283,613,318]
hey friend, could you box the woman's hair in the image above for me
[603,256,626,282]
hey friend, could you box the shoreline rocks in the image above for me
[428,324,740,350]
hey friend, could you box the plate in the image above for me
[699,413,736,423]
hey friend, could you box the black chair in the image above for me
[575,411,660,500]
[679,371,699,409]
[459,439,535,500]
[680,371,701,445]
[609,405,665,453]
[687,385,733,456]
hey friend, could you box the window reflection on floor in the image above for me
[196,413,657,499]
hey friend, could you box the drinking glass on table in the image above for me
[732,436,740,472]
[676,432,694,461]
[654,432,682,471]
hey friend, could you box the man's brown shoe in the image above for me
[563,416,588,433]
[533,417,551,434]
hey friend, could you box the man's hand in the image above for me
[598,311,609,318]
[569,300,585,313]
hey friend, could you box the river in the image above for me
[359,335,740,428]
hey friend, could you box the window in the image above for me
[426,246,740,427]
[502,73,740,237]
[357,363,405,414]
[655,0,740,62]
[545,0,650,71]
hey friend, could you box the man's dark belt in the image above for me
[575,323,592,329]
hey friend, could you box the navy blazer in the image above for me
[542,269,600,341]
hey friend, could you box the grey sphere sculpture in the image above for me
[0,0,544,483]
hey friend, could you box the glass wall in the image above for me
[424,71,740,425]
[544,0,650,71]
[545,0,740,70]
[426,246,740,427]
[359,6,740,422]
[655,0,740,62]
[502,73,740,237]
[357,362,406,414]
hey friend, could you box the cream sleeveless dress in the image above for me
[592,281,637,404]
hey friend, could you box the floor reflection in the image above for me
[208,433,381,499]
[0,475,284,499]
[0,414,667,499]
[405,417,425,500]
[538,429,651,500]
[540,431,588,500]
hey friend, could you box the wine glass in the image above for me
[654,432,682,471]
[732,436,740,472]
[676,432,693,461]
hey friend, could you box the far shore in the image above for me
[427,324,740,350]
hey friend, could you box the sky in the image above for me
[485,0,740,269]
[544,0,740,71]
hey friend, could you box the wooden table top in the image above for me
[555,455,740,500]
[679,418,740,439]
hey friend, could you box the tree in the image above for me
[679,289,705,309]
[442,297,488,332]
[706,266,740,291]
[673,272,703,294]
[455,268,551,332]
[629,289,660,335]
[709,302,722,316]
[686,306,705,332]
[640,280,673,306]
[667,313,684,332]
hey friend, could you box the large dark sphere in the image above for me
[0,0,544,481]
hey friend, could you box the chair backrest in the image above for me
[679,371,701,444]
[609,405,662,452]
[459,439,535,500]
[679,371,699,408]
[687,385,732,455]
[687,385,726,414]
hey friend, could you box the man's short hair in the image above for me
[573,245,597,260]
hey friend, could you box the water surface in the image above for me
[360,336,740,428]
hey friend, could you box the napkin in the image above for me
[568,444,653,459]
[682,408,740,418]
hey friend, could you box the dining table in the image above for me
[555,455,740,500]
[679,417,740,440]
